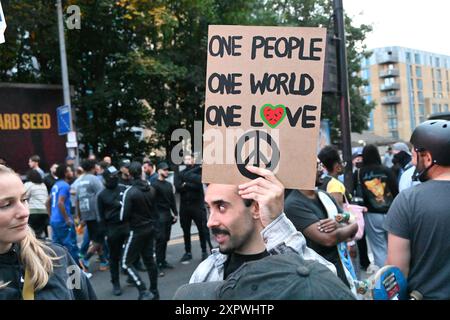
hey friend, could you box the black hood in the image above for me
[132,178,151,192]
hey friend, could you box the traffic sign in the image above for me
[57,105,72,135]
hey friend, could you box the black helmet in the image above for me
[410,120,450,166]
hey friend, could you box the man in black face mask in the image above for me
[384,120,450,299]
[97,166,129,296]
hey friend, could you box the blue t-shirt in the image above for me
[50,180,72,224]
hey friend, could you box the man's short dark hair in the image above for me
[29,155,40,163]
[81,159,96,172]
[318,146,341,172]
[129,161,143,179]
[27,169,43,184]
[55,163,68,180]
[99,161,109,170]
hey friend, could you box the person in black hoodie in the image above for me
[354,145,398,269]
[97,165,129,296]
[175,155,212,263]
[0,165,96,300]
[153,162,178,273]
[120,161,159,300]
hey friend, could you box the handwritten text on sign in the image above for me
[202,26,326,189]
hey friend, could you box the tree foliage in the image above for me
[0,0,373,157]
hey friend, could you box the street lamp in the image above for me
[56,0,79,167]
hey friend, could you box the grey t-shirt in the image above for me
[384,180,450,299]
[76,173,103,221]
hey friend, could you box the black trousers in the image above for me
[122,225,158,292]
[156,218,172,265]
[28,214,49,238]
[106,223,129,284]
[179,204,212,253]
[357,232,371,269]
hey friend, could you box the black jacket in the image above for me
[0,243,96,300]
[152,179,178,221]
[175,165,203,205]
[120,179,158,229]
[97,184,128,226]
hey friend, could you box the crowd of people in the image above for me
[1,119,449,300]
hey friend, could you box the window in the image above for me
[418,103,425,115]
[436,69,442,80]
[386,105,397,117]
[410,78,414,88]
[414,53,421,64]
[406,52,411,63]
[437,81,443,92]
[388,64,394,70]
[415,66,422,77]
[432,104,440,113]
[447,82,450,93]
[384,77,395,85]
[388,118,398,130]
[435,57,441,68]
[418,91,424,102]
[390,131,399,139]
[433,81,436,91]
[444,104,449,112]
[416,79,423,90]
[387,90,397,96]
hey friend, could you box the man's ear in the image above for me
[421,151,433,166]
[251,201,260,220]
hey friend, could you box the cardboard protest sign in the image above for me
[202,25,326,189]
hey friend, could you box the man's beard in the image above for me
[413,159,434,182]
[211,227,233,254]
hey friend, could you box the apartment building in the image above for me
[361,46,450,141]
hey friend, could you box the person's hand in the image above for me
[238,166,284,228]
[318,218,339,233]
[172,215,178,225]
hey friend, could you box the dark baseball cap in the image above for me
[173,253,355,300]
[119,159,131,168]
[157,162,169,170]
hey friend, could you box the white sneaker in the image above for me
[82,270,93,279]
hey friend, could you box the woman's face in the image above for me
[0,173,30,251]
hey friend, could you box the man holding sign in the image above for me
[189,166,337,284]
[188,26,346,290]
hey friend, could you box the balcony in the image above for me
[379,69,400,78]
[377,53,399,64]
[380,83,400,91]
[381,96,401,104]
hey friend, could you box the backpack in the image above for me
[360,170,394,213]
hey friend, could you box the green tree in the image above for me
[0,0,373,158]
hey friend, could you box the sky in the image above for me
[344,0,450,56]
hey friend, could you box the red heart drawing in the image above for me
[260,104,286,128]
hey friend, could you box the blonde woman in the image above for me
[0,165,96,300]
